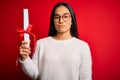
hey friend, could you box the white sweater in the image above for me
[20,36,92,80]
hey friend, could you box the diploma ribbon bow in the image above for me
[16,25,36,53]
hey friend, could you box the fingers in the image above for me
[20,45,31,50]
[19,47,31,54]
[19,41,31,61]
[21,41,30,46]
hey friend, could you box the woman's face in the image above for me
[53,6,72,33]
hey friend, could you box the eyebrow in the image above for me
[54,13,70,16]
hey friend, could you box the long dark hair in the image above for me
[48,2,79,38]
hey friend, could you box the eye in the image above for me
[63,15,69,19]
[54,16,59,19]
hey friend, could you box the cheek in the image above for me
[67,19,72,26]
[53,22,58,30]
[66,22,72,28]
[53,21,57,27]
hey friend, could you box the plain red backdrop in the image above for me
[0,0,120,80]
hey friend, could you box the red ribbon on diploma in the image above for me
[16,25,36,53]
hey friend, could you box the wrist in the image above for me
[19,55,28,61]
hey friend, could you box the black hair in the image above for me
[48,2,79,38]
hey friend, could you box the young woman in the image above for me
[19,2,92,80]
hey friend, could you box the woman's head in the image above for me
[48,2,79,38]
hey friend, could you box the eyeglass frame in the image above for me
[53,13,71,22]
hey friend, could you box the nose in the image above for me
[59,16,64,23]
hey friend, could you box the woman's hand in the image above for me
[19,41,31,61]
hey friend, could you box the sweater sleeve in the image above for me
[79,43,92,80]
[19,41,40,80]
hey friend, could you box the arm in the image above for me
[79,43,92,80]
[20,41,40,80]
[20,56,39,79]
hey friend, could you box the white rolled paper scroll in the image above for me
[23,9,30,46]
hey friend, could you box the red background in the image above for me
[0,0,120,80]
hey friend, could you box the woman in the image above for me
[19,2,92,80]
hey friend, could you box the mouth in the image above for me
[58,25,65,27]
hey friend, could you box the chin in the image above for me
[57,30,69,33]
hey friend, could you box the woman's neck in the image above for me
[53,32,72,40]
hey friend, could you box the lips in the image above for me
[58,25,65,27]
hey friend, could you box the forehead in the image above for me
[54,6,70,15]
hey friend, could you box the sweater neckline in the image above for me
[49,36,75,43]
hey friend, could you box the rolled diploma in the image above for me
[23,9,30,46]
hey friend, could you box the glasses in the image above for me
[54,14,71,22]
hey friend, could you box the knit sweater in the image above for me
[20,36,92,80]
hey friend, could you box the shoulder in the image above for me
[74,38,89,46]
[37,36,50,42]
[36,36,50,44]
[74,38,91,56]
[73,38,90,50]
